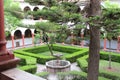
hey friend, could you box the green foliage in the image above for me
[65,49,88,62]
[24,0,43,5]
[15,54,37,65]
[76,49,120,79]
[104,0,120,8]
[19,65,37,74]
[101,3,120,39]
[57,71,109,80]
[14,51,54,64]
[36,72,49,79]
[100,51,120,63]
[4,0,22,33]
[100,70,120,80]
[35,22,60,32]
[52,44,80,53]
[77,55,88,72]
[14,44,89,63]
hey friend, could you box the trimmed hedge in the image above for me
[77,56,120,79]
[14,50,55,64]
[100,51,120,63]
[19,65,37,74]
[77,55,88,72]
[36,72,49,79]
[57,71,109,80]
[52,44,81,53]
[99,70,120,80]
[15,54,36,65]
[65,49,88,63]
[24,46,49,53]
[14,44,88,63]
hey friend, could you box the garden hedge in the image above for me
[36,72,49,79]
[77,55,120,79]
[52,44,81,53]
[14,44,89,63]
[15,54,36,65]
[99,70,120,80]
[57,71,109,80]
[19,65,37,74]
[14,50,55,64]
[65,49,88,63]
[100,51,120,63]
[77,55,88,72]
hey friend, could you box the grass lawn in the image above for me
[99,60,120,74]
[39,50,70,56]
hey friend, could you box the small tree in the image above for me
[35,22,60,55]
[101,1,120,69]
[4,0,23,35]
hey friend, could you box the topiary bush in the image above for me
[19,65,37,74]
[15,53,37,65]
[100,51,120,63]
[36,72,49,79]
[57,71,109,80]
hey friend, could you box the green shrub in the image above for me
[24,46,49,53]
[52,44,81,53]
[57,71,109,80]
[14,44,88,63]
[100,51,120,63]
[77,59,88,72]
[14,50,55,64]
[19,65,37,74]
[99,70,120,80]
[65,49,88,62]
[15,54,37,65]
[36,72,49,79]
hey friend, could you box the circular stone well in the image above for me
[46,60,71,73]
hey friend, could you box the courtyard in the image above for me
[0,0,120,80]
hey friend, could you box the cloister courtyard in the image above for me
[0,0,120,80]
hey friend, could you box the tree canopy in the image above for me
[4,0,23,35]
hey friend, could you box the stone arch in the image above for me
[25,29,32,38]
[14,30,22,39]
[33,7,39,11]
[24,6,31,12]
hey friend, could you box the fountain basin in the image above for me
[46,60,71,73]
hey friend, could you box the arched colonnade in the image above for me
[7,27,36,48]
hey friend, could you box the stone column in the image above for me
[11,36,14,49]
[0,0,7,55]
[32,33,34,45]
[22,34,25,47]
[0,0,19,72]
[103,38,107,51]
[117,36,120,52]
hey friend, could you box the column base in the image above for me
[0,51,14,62]
[0,58,20,72]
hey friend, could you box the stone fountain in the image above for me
[42,33,71,73]
[46,53,71,73]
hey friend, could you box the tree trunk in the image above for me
[108,40,111,69]
[88,27,100,80]
[87,0,101,80]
